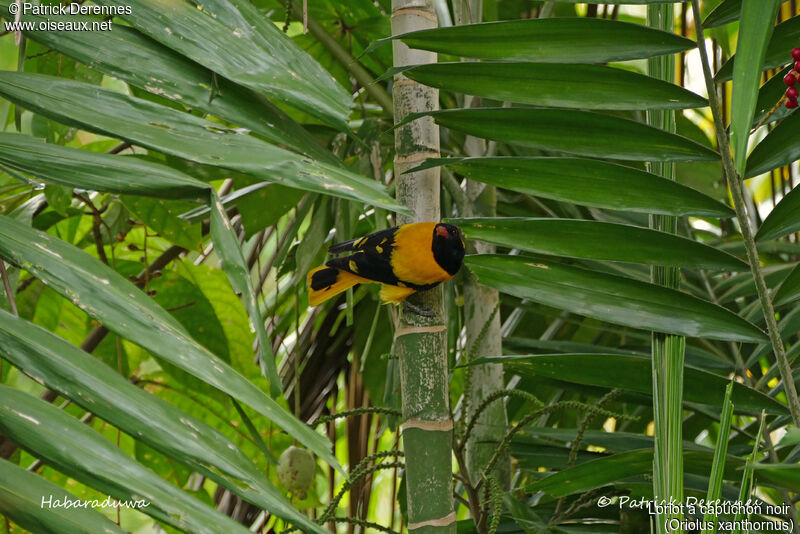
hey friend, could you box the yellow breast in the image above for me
[390,222,452,286]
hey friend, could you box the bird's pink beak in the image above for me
[436,226,449,238]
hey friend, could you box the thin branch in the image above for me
[107,141,132,154]
[690,0,800,426]
[0,261,17,317]
[442,169,470,217]
[278,0,393,114]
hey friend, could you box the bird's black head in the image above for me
[432,223,465,276]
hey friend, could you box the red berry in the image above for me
[792,47,800,61]
[788,87,799,99]
[795,60,800,72]
[787,98,799,109]
[785,72,797,86]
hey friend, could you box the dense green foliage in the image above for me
[1,1,800,533]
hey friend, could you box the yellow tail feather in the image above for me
[307,267,372,306]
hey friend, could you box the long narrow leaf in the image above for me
[703,0,743,28]
[775,264,800,306]
[210,193,279,396]
[0,1,338,165]
[716,14,800,81]
[412,157,733,217]
[0,72,404,213]
[92,0,351,129]
[528,449,753,497]
[0,214,339,472]
[449,217,745,271]
[746,111,800,178]
[730,0,780,176]
[0,133,282,394]
[757,184,800,241]
[731,413,766,534]
[473,353,784,415]
[0,459,125,534]
[369,18,695,63]
[0,309,323,533]
[0,133,209,199]
[0,386,257,534]
[401,62,706,110]
[466,254,767,343]
[701,381,735,534]
[404,108,719,162]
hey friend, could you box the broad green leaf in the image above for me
[0,73,404,213]
[121,196,203,252]
[210,192,281,397]
[408,108,719,162]
[44,184,72,217]
[401,62,706,110]
[414,157,732,217]
[730,0,780,176]
[746,111,800,178]
[236,184,306,238]
[0,133,209,199]
[449,217,745,270]
[0,2,338,166]
[466,254,767,343]
[148,268,231,386]
[757,184,800,241]
[0,386,259,534]
[372,18,695,63]
[91,0,351,129]
[716,14,800,81]
[476,354,784,414]
[0,310,325,533]
[0,459,125,534]
[703,0,742,28]
[775,264,800,306]
[0,214,339,472]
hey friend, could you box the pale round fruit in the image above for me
[277,446,315,497]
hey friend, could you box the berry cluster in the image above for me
[783,47,800,109]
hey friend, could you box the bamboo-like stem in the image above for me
[691,0,800,426]
[462,185,510,491]
[391,0,455,532]
[454,0,511,497]
[647,5,684,534]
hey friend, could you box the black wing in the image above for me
[327,226,399,254]
[325,226,400,285]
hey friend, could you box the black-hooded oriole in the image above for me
[307,222,465,306]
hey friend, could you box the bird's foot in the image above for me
[402,301,436,318]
